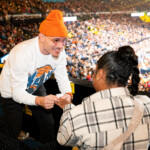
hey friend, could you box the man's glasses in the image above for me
[46,36,67,46]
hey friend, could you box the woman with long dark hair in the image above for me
[57,46,150,150]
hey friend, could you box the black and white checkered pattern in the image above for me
[57,87,150,150]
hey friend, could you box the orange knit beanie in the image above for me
[39,10,68,37]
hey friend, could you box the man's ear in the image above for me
[39,33,45,42]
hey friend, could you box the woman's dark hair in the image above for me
[97,45,140,95]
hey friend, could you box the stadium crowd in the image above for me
[65,14,150,93]
[0,0,150,17]
[0,1,150,93]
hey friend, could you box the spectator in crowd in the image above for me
[57,46,150,149]
[0,9,72,149]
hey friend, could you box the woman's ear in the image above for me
[96,69,104,80]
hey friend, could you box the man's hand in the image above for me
[35,95,59,109]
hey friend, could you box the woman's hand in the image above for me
[55,93,72,109]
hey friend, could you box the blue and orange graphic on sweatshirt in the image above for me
[26,65,55,94]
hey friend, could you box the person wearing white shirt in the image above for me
[0,10,72,148]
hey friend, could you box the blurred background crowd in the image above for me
[0,0,150,93]
[1,0,150,15]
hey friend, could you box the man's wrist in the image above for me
[66,92,73,100]
[35,96,42,106]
